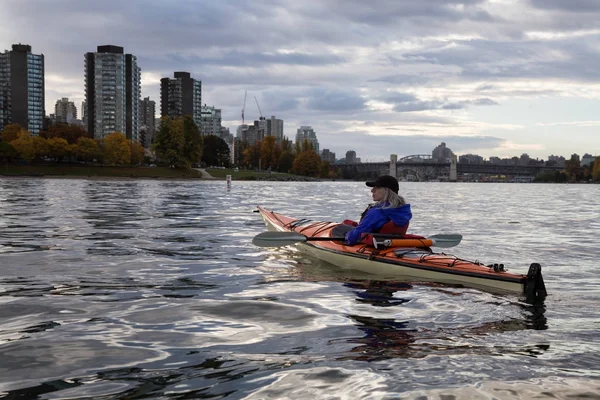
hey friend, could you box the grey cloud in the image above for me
[528,0,600,12]
[305,89,366,112]
[383,93,497,113]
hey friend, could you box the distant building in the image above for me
[84,45,141,141]
[295,126,319,153]
[267,116,283,142]
[345,150,357,164]
[0,44,45,133]
[321,149,336,164]
[547,155,566,167]
[519,153,531,166]
[241,125,262,145]
[581,153,596,167]
[432,142,454,162]
[140,97,156,147]
[458,154,484,164]
[160,71,202,128]
[54,97,77,124]
[201,105,222,136]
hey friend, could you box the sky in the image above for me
[2,0,600,161]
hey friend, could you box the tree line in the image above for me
[0,116,223,170]
[233,136,337,178]
[535,154,600,183]
[0,123,145,165]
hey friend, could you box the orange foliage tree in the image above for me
[103,132,131,165]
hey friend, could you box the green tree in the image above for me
[319,160,331,178]
[103,132,131,165]
[202,135,231,167]
[47,137,70,162]
[564,154,582,182]
[182,115,203,166]
[0,142,18,162]
[75,137,100,162]
[152,117,186,168]
[278,151,295,173]
[1,123,24,143]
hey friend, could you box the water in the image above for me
[0,178,599,399]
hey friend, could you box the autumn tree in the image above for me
[592,157,600,182]
[75,137,100,162]
[564,154,582,182]
[10,131,36,161]
[260,136,280,170]
[47,137,71,162]
[32,136,50,161]
[41,123,88,144]
[1,124,24,143]
[243,141,262,169]
[103,132,131,165]
[202,135,231,167]
[292,150,321,177]
[130,141,145,165]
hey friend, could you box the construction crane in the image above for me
[242,89,247,125]
[254,96,263,119]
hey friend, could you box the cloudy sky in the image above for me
[2,0,600,161]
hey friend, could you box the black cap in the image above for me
[366,175,399,194]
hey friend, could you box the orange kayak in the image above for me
[256,206,546,303]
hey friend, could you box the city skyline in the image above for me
[2,1,600,161]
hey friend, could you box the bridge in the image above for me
[334,154,563,182]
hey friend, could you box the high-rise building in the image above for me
[0,44,45,133]
[321,149,336,164]
[200,104,221,136]
[345,150,357,164]
[84,45,141,141]
[295,126,319,153]
[267,116,284,142]
[160,72,202,128]
[54,97,77,123]
[140,97,155,147]
[432,142,454,162]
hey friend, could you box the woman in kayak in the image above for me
[343,175,412,245]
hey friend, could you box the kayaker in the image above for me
[343,175,412,245]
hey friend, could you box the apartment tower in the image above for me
[160,72,202,128]
[0,44,45,133]
[84,45,141,141]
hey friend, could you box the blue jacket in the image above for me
[345,203,412,245]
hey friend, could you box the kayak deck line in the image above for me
[255,206,547,303]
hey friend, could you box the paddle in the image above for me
[252,231,462,248]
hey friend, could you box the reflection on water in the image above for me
[0,179,599,398]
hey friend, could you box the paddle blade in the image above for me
[252,231,308,247]
[429,234,462,248]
